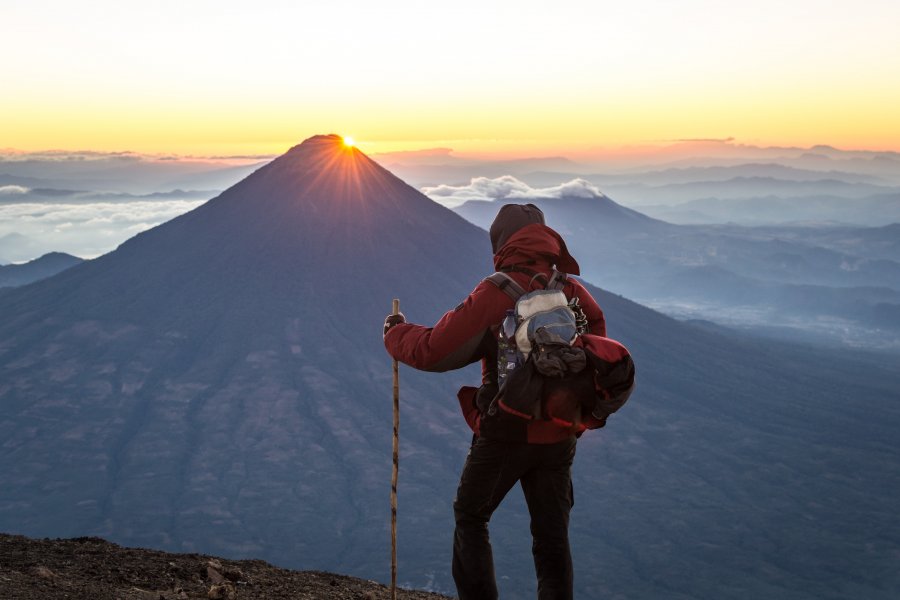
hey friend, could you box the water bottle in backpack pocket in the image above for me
[497,309,520,388]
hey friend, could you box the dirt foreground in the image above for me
[0,533,453,600]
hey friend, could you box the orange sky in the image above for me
[3,0,899,157]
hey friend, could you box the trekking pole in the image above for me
[390,298,400,600]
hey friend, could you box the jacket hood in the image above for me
[490,203,546,254]
[493,223,581,275]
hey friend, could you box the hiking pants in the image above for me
[452,435,576,600]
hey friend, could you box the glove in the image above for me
[383,312,406,338]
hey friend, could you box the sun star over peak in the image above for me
[342,136,355,148]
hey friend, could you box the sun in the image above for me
[343,136,355,147]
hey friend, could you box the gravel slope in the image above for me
[0,533,452,600]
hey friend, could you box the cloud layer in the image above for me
[422,176,606,207]
[0,199,204,263]
[0,185,30,195]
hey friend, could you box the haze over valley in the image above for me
[5,140,899,351]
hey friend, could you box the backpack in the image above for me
[484,269,635,433]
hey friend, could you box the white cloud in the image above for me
[422,176,606,207]
[0,199,204,261]
[0,185,30,195]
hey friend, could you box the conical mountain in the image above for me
[1,135,899,599]
[0,134,490,587]
[1,134,489,330]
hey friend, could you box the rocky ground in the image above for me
[0,534,453,600]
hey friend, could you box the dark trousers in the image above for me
[452,435,576,600]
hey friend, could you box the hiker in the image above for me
[383,203,610,600]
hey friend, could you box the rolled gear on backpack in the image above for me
[494,359,596,431]
[578,335,635,420]
[531,328,587,378]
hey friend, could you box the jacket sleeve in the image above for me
[384,280,507,372]
[571,279,606,337]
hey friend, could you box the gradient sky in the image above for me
[3,0,900,156]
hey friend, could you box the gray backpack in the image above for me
[486,269,583,365]
[481,269,635,435]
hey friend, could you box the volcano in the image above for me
[0,135,490,588]
[1,135,898,599]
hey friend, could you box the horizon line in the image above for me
[3,138,900,163]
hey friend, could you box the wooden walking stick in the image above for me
[390,298,400,600]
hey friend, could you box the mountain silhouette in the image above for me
[1,135,899,599]
[453,194,900,342]
[455,193,667,235]
[0,134,490,590]
[0,251,82,288]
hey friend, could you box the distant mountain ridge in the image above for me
[0,153,267,195]
[604,162,890,185]
[0,187,217,204]
[454,193,667,235]
[519,162,891,189]
[638,192,900,227]
[603,175,899,207]
[452,192,900,344]
[0,252,83,288]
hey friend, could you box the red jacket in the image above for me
[384,224,607,443]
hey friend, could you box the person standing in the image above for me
[383,203,608,600]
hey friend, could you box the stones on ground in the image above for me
[204,558,245,586]
[207,565,226,585]
[31,565,56,580]
[108,586,161,600]
[208,583,237,599]
[2,534,453,599]
[205,559,234,599]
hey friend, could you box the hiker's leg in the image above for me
[520,436,577,600]
[452,436,523,600]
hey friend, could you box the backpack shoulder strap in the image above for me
[484,272,528,301]
[546,269,569,291]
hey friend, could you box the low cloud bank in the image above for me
[0,199,204,262]
[0,185,30,195]
[422,176,606,207]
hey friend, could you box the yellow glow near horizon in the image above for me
[2,0,899,156]
[343,136,356,148]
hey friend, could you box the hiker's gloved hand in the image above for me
[383,312,406,338]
